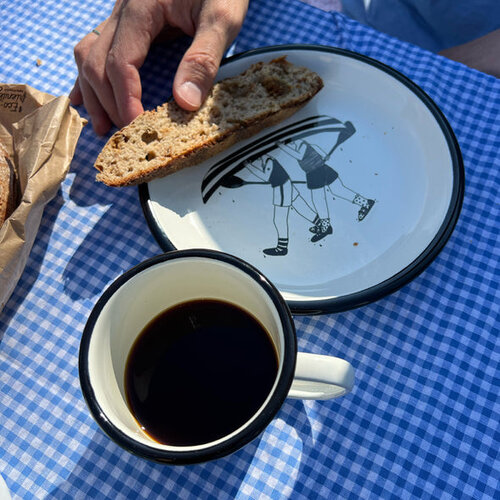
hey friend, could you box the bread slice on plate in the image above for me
[95,56,323,187]
[0,141,16,227]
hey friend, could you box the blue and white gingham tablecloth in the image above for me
[0,0,499,498]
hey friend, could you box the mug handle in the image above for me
[288,352,355,400]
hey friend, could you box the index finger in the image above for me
[105,0,165,125]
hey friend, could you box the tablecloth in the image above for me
[1,0,499,498]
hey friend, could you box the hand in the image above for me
[70,0,249,135]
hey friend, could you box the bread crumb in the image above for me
[36,58,42,66]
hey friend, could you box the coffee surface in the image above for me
[125,299,278,446]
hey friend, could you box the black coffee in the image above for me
[125,299,279,446]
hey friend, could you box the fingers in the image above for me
[71,1,157,134]
[105,0,166,126]
[71,0,249,135]
[72,20,120,134]
[77,64,113,135]
[69,26,104,107]
[173,0,248,110]
[69,77,83,106]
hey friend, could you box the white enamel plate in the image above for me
[140,45,464,314]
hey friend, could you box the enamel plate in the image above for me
[140,45,464,314]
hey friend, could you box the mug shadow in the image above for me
[279,398,346,498]
[44,427,266,499]
[41,393,343,499]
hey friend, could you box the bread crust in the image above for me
[95,57,323,187]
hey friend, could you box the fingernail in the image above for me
[178,81,203,109]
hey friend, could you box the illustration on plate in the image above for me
[201,115,376,256]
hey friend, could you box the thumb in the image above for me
[172,0,249,112]
[172,30,225,111]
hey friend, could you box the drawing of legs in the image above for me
[264,181,294,256]
[308,188,333,242]
[326,179,375,221]
[264,182,318,256]
[292,191,319,225]
[264,205,290,256]
[278,136,375,229]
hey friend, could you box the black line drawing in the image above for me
[201,115,347,203]
[277,136,375,241]
[244,155,317,256]
[201,115,376,256]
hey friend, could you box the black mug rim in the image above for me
[79,249,297,465]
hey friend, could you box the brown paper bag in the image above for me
[0,84,85,315]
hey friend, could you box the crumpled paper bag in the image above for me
[0,84,85,316]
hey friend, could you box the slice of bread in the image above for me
[95,56,323,186]
[0,141,15,227]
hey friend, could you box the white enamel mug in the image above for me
[79,249,354,464]
[0,474,11,500]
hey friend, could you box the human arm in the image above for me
[69,0,249,135]
[439,29,500,78]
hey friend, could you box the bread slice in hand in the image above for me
[94,56,323,187]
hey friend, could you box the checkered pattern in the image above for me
[1,0,499,498]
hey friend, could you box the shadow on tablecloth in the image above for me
[42,398,333,499]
